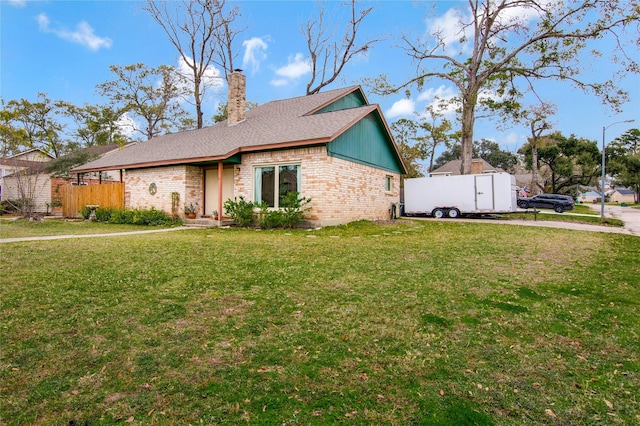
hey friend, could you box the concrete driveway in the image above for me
[586,204,640,236]
[405,205,639,237]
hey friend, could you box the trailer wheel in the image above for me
[432,208,445,218]
[448,208,460,218]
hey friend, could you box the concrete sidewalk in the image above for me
[0,226,196,244]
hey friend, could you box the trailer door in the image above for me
[475,175,495,210]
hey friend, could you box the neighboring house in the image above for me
[513,173,546,195]
[609,188,636,204]
[0,148,54,208]
[72,72,407,226]
[578,190,601,204]
[2,145,123,214]
[430,159,503,176]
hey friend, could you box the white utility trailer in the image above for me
[404,173,518,218]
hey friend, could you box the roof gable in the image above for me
[312,90,368,114]
[328,110,405,173]
[72,86,404,174]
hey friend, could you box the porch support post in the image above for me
[217,161,223,222]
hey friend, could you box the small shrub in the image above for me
[184,203,196,215]
[135,207,175,226]
[79,206,91,220]
[95,207,116,222]
[108,208,131,224]
[84,207,179,226]
[223,193,311,229]
[223,196,256,227]
[0,200,19,215]
[279,192,311,227]
[257,192,311,229]
[256,203,286,229]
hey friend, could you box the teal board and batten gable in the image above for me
[314,91,368,113]
[326,111,405,174]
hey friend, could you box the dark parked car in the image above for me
[517,194,575,213]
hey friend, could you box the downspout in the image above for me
[217,161,223,222]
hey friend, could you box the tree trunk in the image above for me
[193,72,203,129]
[428,149,436,173]
[531,144,540,194]
[460,100,475,175]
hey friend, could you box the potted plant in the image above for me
[212,209,218,220]
[184,203,196,219]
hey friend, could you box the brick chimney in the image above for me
[227,69,246,126]
[471,159,484,174]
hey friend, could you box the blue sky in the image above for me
[2,0,638,157]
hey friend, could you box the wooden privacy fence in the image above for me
[62,183,125,218]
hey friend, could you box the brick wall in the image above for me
[125,165,204,217]
[239,146,400,226]
[121,149,400,225]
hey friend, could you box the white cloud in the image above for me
[417,85,457,103]
[270,78,289,87]
[9,0,27,7]
[115,112,139,140]
[242,37,268,74]
[491,1,548,27]
[502,131,523,147]
[426,2,546,56]
[276,53,311,79]
[36,13,112,51]
[425,8,472,56]
[385,98,415,118]
[174,57,224,111]
[176,57,224,91]
[269,53,311,87]
[416,85,459,117]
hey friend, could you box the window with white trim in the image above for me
[254,164,301,208]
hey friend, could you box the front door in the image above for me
[205,168,234,217]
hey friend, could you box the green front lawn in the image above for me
[1,221,638,425]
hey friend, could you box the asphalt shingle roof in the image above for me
[614,189,635,195]
[73,86,378,173]
[430,159,503,175]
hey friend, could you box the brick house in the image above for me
[72,72,407,226]
[609,188,637,204]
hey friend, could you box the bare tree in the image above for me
[2,156,48,218]
[304,0,380,95]
[372,1,638,175]
[144,0,243,129]
[524,102,556,194]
